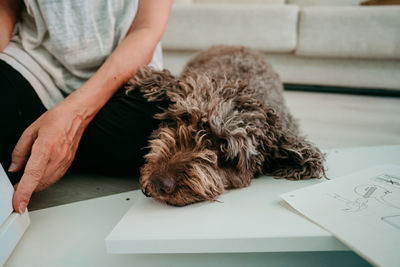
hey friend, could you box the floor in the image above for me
[28,90,400,211]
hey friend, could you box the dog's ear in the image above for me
[209,85,272,183]
[126,66,178,102]
[265,131,326,180]
[212,80,325,180]
[211,92,325,181]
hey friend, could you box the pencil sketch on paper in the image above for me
[374,173,400,189]
[281,165,400,267]
[328,183,400,212]
[381,215,400,230]
[329,193,368,212]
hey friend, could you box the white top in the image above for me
[0,0,163,109]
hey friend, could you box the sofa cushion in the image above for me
[296,6,400,59]
[162,4,298,52]
[163,51,400,90]
[361,0,400,5]
[174,0,193,3]
[287,0,364,6]
[264,54,400,90]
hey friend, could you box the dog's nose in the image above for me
[150,173,176,194]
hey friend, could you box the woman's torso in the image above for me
[0,0,162,109]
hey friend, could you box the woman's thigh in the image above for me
[0,59,164,180]
[72,87,169,176]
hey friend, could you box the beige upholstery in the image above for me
[296,6,400,59]
[163,4,298,52]
[173,0,193,4]
[287,0,364,6]
[265,54,400,89]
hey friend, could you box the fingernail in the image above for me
[8,162,17,172]
[18,202,27,214]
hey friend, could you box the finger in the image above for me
[12,139,51,213]
[9,126,38,172]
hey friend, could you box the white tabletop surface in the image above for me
[6,145,399,267]
[105,146,400,255]
[106,177,343,254]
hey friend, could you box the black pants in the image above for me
[0,60,169,184]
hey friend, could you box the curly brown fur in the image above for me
[126,45,325,206]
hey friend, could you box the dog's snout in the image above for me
[150,173,176,195]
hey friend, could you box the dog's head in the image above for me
[139,125,227,206]
[131,68,272,206]
[127,68,225,206]
[135,70,255,206]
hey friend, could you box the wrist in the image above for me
[62,89,102,125]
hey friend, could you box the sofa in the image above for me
[162,0,400,93]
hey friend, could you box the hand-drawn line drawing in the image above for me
[329,193,368,212]
[354,184,399,209]
[381,215,400,231]
[328,184,400,212]
[374,173,400,189]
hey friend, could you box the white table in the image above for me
[5,146,400,267]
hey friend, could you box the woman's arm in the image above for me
[0,0,21,51]
[10,0,173,213]
[67,0,173,118]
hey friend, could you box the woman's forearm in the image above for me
[0,0,21,51]
[64,27,161,125]
[64,0,173,125]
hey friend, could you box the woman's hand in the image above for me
[10,98,92,213]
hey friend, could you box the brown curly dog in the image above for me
[126,45,325,206]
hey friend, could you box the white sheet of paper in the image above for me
[0,163,14,226]
[281,164,400,267]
